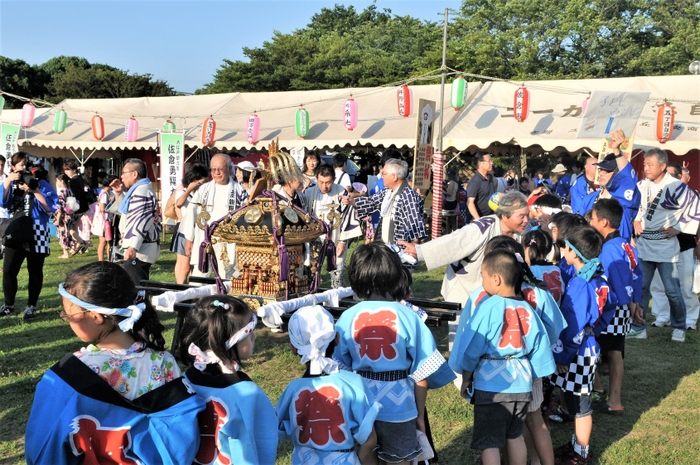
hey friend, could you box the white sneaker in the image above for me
[671,329,686,342]
[627,328,647,339]
[651,319,670,327]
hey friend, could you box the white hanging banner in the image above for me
[290,147,305,168]
[159,131,185,218]
[577,90,650,139]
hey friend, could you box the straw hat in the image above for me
[551,163,567,173]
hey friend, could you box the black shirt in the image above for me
[466,171,496,217]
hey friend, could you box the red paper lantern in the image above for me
[656,102,675,144]
[514,86,530,123]
[201,117,216,147]
[91,115,105,141]
[397,85,412,117]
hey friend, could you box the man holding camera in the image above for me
[0,152,58,320]
[108,159,161,285]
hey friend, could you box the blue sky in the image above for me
[1,0,461,94]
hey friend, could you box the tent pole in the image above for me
[437,8,448,153]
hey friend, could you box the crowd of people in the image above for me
[2,131,699,464]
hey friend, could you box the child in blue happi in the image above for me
[179,295,278,465]
[551,213,588,286]
[589,199,643,415]
[334,242,444,464]
[26,262,204,465]
[523,229,565,306]
[551,226,615,465]
[277,305,380,465]
[451,237,561,465]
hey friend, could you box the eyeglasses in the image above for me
[210,167,226,173]
[58,309,86,322]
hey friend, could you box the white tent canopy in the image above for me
[15,83,481,154]
[443,75,700,156]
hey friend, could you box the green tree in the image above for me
[197,4,442,93]
[0,56,50,108]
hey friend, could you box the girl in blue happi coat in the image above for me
[179,295,278,465]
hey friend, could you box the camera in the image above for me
[17,170,39,191]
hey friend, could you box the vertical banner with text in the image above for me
[159,132,184,220]
[412,99,436,192]
[1,123,20,174]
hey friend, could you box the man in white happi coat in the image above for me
[646,162,700,333]
[629,149,700,343]
[304,163,348,288]
[181,154,248,279]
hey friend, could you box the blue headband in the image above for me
[58,283,145,332]
[564,239,601,282]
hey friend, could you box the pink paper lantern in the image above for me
[246,114,260,144]
[124,117,139,142]
[514,86,530,123]
[201,117,216,147]
[21,102,36,128]
[582,96,590,115]
[344,98,358,130]
[397,85,413,117]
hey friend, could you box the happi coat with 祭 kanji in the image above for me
[417,215,507,305]
[448,295,556,394]
[26,354,205,465]
[333,301,443,422]
[276,370,381,465]
[183,367,278,465]
[529,263,566,306]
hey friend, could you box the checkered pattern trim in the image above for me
[355,185,426,243]
[409,349,445,383]
[601,305,631,336]
[32,219,51,255]
[551,344,599,395]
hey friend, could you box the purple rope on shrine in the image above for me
[269,192,290,286]
[200,210,232,295]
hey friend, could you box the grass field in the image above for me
[1,240,699,464]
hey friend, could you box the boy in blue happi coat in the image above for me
[551,226,615,465]
[449,249,556,465]
[589,199,643,414]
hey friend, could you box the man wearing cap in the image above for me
[550,163,572,201]
[181,153,248,279]
[593,129,642,242]
[629,149,700,342]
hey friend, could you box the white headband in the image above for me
[58,283,145,332]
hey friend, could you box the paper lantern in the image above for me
[53,109,67,134]
[582,96,590,115]
[451,76,467,111]
[0,95,4,117]
[124,117,139,142]
[656,102,675,144]
[397,85,413,117]
[162,119,176,133]
[200,117,216,147]
[514,86,530,123]
[21,102,36,128]
[92,115,105,140]
[343,98,358,130]
[295,108,309,138]
[245,114,260,144]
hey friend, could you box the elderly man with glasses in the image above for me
[108,158,161,285]
[180,153,248,279]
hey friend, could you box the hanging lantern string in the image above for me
[1,65,698,135]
